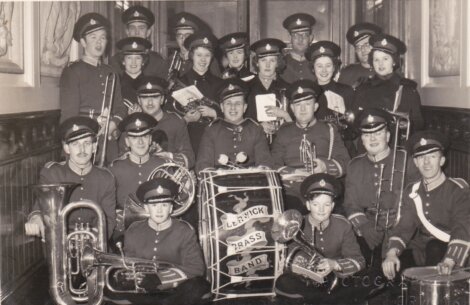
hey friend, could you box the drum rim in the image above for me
[402,266,470,283]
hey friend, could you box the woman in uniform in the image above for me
[246,38,291,139]
[218,32,254,81]
[354,34,424,132]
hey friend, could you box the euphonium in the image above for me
[32,183,107,305]
[81,242,187,294]
[371,110,410,230]
[272,210,339,293]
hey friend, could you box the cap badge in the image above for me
[366,114,374,123]
[296,18,302,25]
[420,138,427,146]
[265,43,271,51]
[381,38,388,46]
[354,30,359,37]
[228,84,234,91]
[203,37,209,44]
[319,46,325,53]
[133,11,140,17]
[319,179,326,187]
[181,17,186,24]
[146,82,152,90]
[230,37,236,45]
[132,42,138,49]
[89,19,96,25]
[135,119,142,127]
[72,124,79,132]
[156,185,164,194]
[297,86,304,94]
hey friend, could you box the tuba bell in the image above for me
[272,210,339,294]
[32,183,107,305]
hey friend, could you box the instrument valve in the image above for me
[86,223,90,231]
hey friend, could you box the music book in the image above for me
[255,93,277,122]
[324,90,345,114]
[171,85,204,107]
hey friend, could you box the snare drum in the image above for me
[400,266,470,305]
[199,169,285,301]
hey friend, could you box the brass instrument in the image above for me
[167,50,182,92]
[272,210,339,294]
[32,183,107,305]
[300,134,317,174]
[81,242,187,294]
[325,110,357,141]
[117,162,196,232]
[370,110,410,230]
[95,72,117,167]
[266,89,288,144]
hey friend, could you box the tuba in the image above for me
[272,210,339,294]
[32,183,107,305]
[370,110,410,230]
[81,242,187,295]
[118,162,196,231]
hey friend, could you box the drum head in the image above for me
[403,266,470,283]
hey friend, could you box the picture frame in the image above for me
[0,2,24,74]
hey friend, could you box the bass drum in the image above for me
[199,169,285,301]
[400,266,470,305]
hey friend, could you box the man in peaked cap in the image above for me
[275,173,367,305]
[110,112,167,212]
[383,130,470,279]
[271,79,350,213]
[110,5,169,79]
[196,78,273,173]
[60,13,126,141]
[281,13,317,83]
[113,178,209,305]
[25,116,117,240]
[168,12,221,77]
[135,76,195,169]
[338,23,382,89]
[218,32,254,81]
[343,108,420,268]
[116,36,153,108]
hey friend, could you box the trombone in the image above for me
[94,73,116,167]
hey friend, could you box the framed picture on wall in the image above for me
[421,0,462,87]
[0,2,24,74]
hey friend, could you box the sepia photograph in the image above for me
[0,1,469,305]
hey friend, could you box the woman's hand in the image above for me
[265,106,292,122]
[184,110,202,123]
[197,105,217,118]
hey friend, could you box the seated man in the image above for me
[382,130,470,280]
[271,79,350,211]
[136,76,195,169]
[343,108,419,267]
[25,116,116,239]
[196,78,273,173]
[275,173,366,305]
[109,112,167,238]
[122,178,209,305]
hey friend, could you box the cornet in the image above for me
[300,134,317,174]
[272,210,339,294]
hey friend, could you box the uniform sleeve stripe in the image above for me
[331,159,343,177]
[348,213,366,221]
[389,236,406,248]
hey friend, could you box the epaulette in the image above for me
[44,161,63,168]
[244,117,260,126]
[110,152,130,166]
[348,152,368,166]
[449,177,470,189]
[176,218,195,231]
[331,214,350,225]
[96,166,115,177]
[208,117,221,127]
[400,78,417,89]
[166,111,183,120]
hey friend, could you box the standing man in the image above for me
[25,116,117,239]
[382,130,470,279]
[169,12,221,78]
[136,76,195,169]
[60,13,126,128]
[281,13,317,83]
[343,108,419,266]
[110,5,169,79]
[196,78,273,173]
[338,23,382,89]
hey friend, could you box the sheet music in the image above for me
[256,93,277,122]
[324,90,345,114]
[171,85,204,107]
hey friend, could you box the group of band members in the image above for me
[24,4,470,305]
